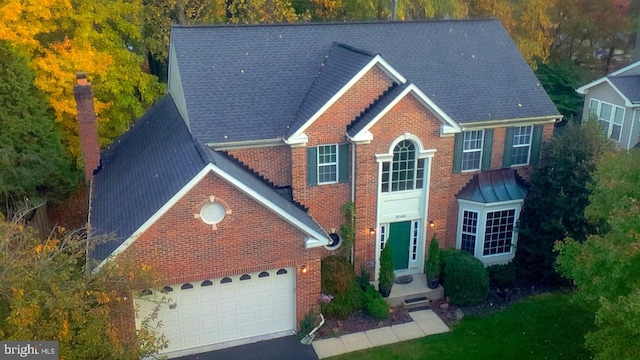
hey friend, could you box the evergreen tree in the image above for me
[0,41,79,215]
[514,120,611,282]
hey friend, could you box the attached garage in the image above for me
[135,268,296,358]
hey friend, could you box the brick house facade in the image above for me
[79,21,560,358]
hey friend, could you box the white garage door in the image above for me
[135,268,295,357]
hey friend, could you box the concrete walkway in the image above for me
[312,309,450,359]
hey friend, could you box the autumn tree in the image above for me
[0,0,165,158]
[0,41,78,216]
[514,120,611,282]
[550,0,631,73]
[0,212,166,359]
[556,150,640,360]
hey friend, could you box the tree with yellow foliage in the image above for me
[0,212,167,359]
[0,0,164,159]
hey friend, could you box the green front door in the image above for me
[388,221,411,271]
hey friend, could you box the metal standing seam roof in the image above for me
[169,20,560,145]
[89,95,327,263]
[456,169,528,203]
[608,75,640,104]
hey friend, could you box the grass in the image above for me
[331,292,594,360]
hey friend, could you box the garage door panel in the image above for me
[134,267,295,356]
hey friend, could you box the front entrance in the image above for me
[388,221,411,271]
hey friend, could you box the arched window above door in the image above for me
[381,140,425,192]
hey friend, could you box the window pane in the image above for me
[462,130,483,171]
[600,103,612,121]
[461,210,478,255]
[317,145,337,184]
[483,209,515,255]
[611,123,622,141]
[389,140,417,192]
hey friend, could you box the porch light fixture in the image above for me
[429,220,435,228]
[369,228,376,235]
[301,265,308,274]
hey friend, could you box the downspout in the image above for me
[351,140,356,263]
[391,0,397,21]
[86,177,94,276]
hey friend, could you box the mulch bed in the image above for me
[315,307,413,339]
[315,281,560,339]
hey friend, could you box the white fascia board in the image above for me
[287,56,407,142]
[284,133,309,147]
[208,138,286,151]
[605,78,634,107]
[578,78,634,107]
[577,62,640,94]
[460,115,559,130]
[609,60,640,76]
[350,84,461,140]
[93,163,328,273]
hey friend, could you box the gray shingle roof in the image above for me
[170,20,559,145]
[90,94,207,261]
[608,75,640,104]
[90,95,327,263]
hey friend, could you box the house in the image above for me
[576,60,640,149]
[75,20,560,358]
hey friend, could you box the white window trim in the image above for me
[317,144,338,185]
[462,130,484,172]
[375,133,436,194]
[456,199,523,266]
[589,98,625,142]
[511,125,533,167]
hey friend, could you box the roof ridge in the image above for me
[171,19,500,30]
[334,42,376,57]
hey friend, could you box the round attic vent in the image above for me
[200,202,226,225]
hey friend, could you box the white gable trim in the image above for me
[93,164,328,273]
[577,78,635,107]
[348,83,461,143]
[576,61,640,94]
[286,55,406,144]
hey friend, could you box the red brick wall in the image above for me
[291,65,394,232]
[117,172,322,330]
[227,145,292,187]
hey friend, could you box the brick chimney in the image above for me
[73,72,100,185]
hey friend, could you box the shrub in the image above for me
[441,249,489,306]
[356,266,371,290]
[487,263,517,289]
[321,255,356,295]
[378,244,394,288]
[321,255,366,319]
[425,235,441,281]
[366,297,390,320]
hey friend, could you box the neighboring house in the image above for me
[576,60,640,149]
[75,20,560,358]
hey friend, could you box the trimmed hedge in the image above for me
[441,249,489,306]
[363,285,389,319]
[487,263,517,289]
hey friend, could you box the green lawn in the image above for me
[332,293,594,360]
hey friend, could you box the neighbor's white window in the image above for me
[317,144,338,184]
[462,130,484,171]
[589,99,625,142]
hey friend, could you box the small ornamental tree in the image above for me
[0,212,166,359]
[426,235,441,288]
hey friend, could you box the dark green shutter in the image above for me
[530,125,544,166]
[338,143,350,183]
[503,127,514,168]
[307,147,317,186]
[481,129,493,170]
[453,133,463,173]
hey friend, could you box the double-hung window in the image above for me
[453,129,493,173]
[307,144,349,186]
[317,145,338,184]
[462,130,484,171]
[589,99,625,142]
[510,126,532,166]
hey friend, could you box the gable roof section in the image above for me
[576,61,640,106]
[347,82,461,141]
[456,169,527,203]
[90,94,207,262]
[170,21,559,145]
[286,43,377,138]
[90,96,329,269]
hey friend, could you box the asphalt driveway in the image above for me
[172,336,319,360]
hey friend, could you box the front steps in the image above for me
[382,273,444,308]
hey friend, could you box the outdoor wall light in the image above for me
[429,220,435,228]
[369,228,376,235]
[301,265,308,274]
